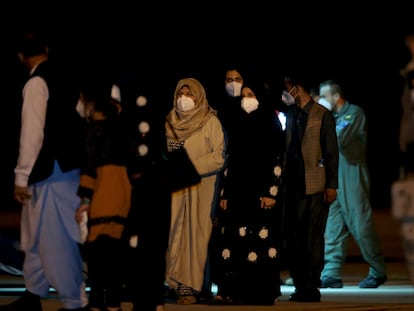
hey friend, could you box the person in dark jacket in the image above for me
[119,73,172,311]
[281,74,338,303]
[0,30,89,311]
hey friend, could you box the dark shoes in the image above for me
[57,307,91,311]
[0,290,90,311]
[209,295,235,305]
[289,289,321,302]
[0,290,41,311]
[320,276,344,288]
[320,275,387,288]
[358,275,387,288]
[164,285,178,301]
[197,289,213,304]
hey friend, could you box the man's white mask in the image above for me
[281,90,296,106]
[318,98,332,111]
[225,81,242,97]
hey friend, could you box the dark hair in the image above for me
[283,73,316,93]
[242,73,276,112]
[80,75,118,118]
[17,31,48,57]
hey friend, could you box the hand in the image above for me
[260,196,276,209]
[75,204,90,223]
[324,188,337,205]
[220,199,228,210]
[129,235,139,248]
[13,185,31,205]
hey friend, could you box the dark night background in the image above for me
[2,5,414,211]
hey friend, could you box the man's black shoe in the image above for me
[164,284,178,301]
[0,290,42,311]
[197,289,213,304]
[289,289,321,302]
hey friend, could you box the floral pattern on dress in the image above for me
[138,121,150,134]
[268,247,277,258]
[247,252,258,263]
[222,248,231,260]
[273,165,282,177]
[138,144,148,156]
[259,227,269,239]
[269,185,278,196]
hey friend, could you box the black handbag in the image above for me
[158,121,201,192]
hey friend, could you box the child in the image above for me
[75,77,131,311]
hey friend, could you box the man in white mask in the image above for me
[318,97,333,111]
[281,75,338,303]
[225,69,243,97]
[319,80,387,289]
[281,88,297,106]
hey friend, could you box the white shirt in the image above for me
[14,68,49,187]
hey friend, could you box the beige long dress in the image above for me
[165,115,226,292]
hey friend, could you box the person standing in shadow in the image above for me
[281,74,338,303]
[211,76,285,305]
[0,30,89,311]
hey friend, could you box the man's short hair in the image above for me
[283,72,316,93]
[17,31,48,57]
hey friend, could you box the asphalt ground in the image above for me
[0,209,413,310]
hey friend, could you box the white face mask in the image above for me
[111,84,121,103]
[318,98,332,111]
[281,90,296,106]
[225,81,243,97]
[241,97,259,113]
[76,99,87,118]
[176,95,195,112]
